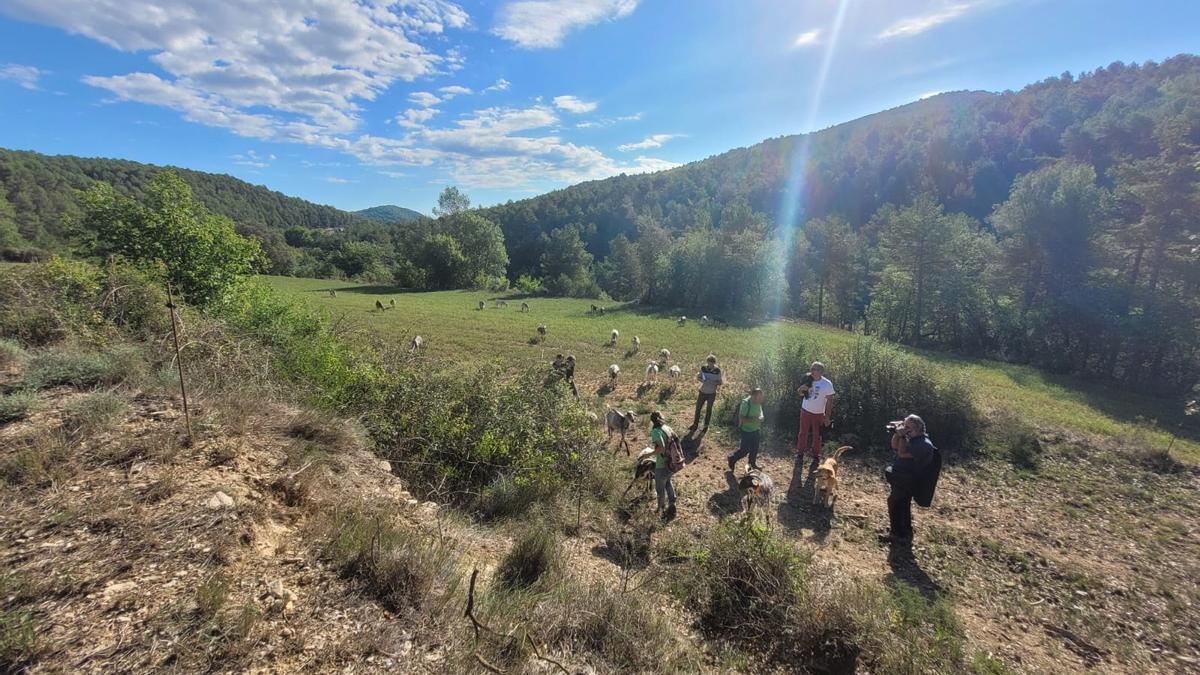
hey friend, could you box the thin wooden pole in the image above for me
[166,282,194,445]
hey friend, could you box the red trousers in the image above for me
[798,409,825,457]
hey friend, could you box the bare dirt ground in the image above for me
[582,370,1200,674]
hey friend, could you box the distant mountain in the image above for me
[0,148,367,247]
[354,205,425,223]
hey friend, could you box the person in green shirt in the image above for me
[727,388,765,472]
[649,411,677,517]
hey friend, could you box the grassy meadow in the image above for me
[267,275,1199,463]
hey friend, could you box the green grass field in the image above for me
[267,275,1200,463]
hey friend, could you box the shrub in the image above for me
[0,430,72,487]
[63,392,128,433]
[495,528,561,589]
[0,609,38,670]
[23,347,144,390]
[996,422,1042,471]
[0,392,36,424]
[321,510,462,615]
[0,338,26,369]
[746,337,983,451]
[514,274,543,295]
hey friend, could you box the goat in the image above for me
[605,409,637,455]
[738,469,775,522]
[678,316,687,326]
[409,335,424,353]
[328,289,337,298]
[598,307,605,316]
[495,299,507,308]
[389,298,396,309]
[645,360,660,384]
[700,315,709,325]
[659,348,670,363]
[668,365,681,379]
[590,304,598,314]
[607,363,620,386]
[609,328,619,345]
[622,447,658,498]
[521,302,529,313]
[375,300,385,311]
[537,324,547,336]
[478,300,485,311]
[631,335,640,353]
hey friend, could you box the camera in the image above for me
[886,420,905,434]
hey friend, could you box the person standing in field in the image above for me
[797,361,835,463]
[689,354,723,431]
[727,388,765,472]
[650,411,677,517]
[563,355,578,397]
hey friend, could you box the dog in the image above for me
[738,468,774,521]
[813,445,852,507]
[605,409,637,455]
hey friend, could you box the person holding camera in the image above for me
[881,414,938,546]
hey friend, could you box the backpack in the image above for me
[914,443,942,508]
[663,426,686,473]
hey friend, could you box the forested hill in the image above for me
[481,55,1199,277]
[354,205,425,223]
[0,149,369,246]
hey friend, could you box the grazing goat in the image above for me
[590,304,598,314]
[645,361,660,384]
[521,302,529,313]
[389,298,396,309]
[668,365,681,379]
[738,469,775,522]
[409,335,424,353]
[537,324,547,336]
[478,300,485,311]
[607,363,620,385]
[610,328,619,345]
[328,289,337,298]
[678,316,687,326]
[631,335,640,353]
[623,447,657,498]
[375,300,385,311]
[495,299,507,308]
[659,348,671,363]
[605,409,637,455]
[700,315,709,325]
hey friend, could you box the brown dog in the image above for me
[813,446,852,507]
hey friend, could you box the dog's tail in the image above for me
[831,445,853,461]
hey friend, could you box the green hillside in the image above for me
[354,204,425,223]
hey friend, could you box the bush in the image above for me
[0,609,38,670]
[514,274,543,295]
[996,422,1042,471]
[0,392,37,424]
[745,337,983,451]
[0,339,26,369]
[63,392,128,433]
[495,528,561,589]
[23,347,143,390]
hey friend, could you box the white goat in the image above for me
[659,348,671,363]
[389,298,396,309]
[605,409,637,455]
[521,302,529,313]
[678,316,687,326]
[607,363,620,384]
[409,335,424,353]
[645,360,660,384]
[631,335,640,354]
[328,289,337,298]
[668,365,681,379]
[700,315,710,325]
[610,328,619,345]
[495,299,507,308]
[537,324,547,336]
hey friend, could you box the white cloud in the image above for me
[494,0,639,49]
[918,90,944,100]
[553,95,597,113]
[877,3,972,40]
[378,170,408,178]
[617,133,680,152]
[2,0,470,137]
[792,29,821,48]
[408,91,442,107]
[483,78,510,93]
[325,176,355,184]
[437,84,472,98]
[396,107,440,128]
[0,63,43,90]
[231,149,274,168]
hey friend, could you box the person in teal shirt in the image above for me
[727,388,765,472]
[649,411,677,517]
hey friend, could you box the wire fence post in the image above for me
[166,282,194,445]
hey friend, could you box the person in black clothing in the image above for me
[562,355,578,397]
[689,355,722,430]
[880,414,936,546]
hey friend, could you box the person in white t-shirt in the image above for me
[797,361,835,462]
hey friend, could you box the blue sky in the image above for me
[1,0,1198,215]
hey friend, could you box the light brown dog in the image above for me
[813,446,852,507]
